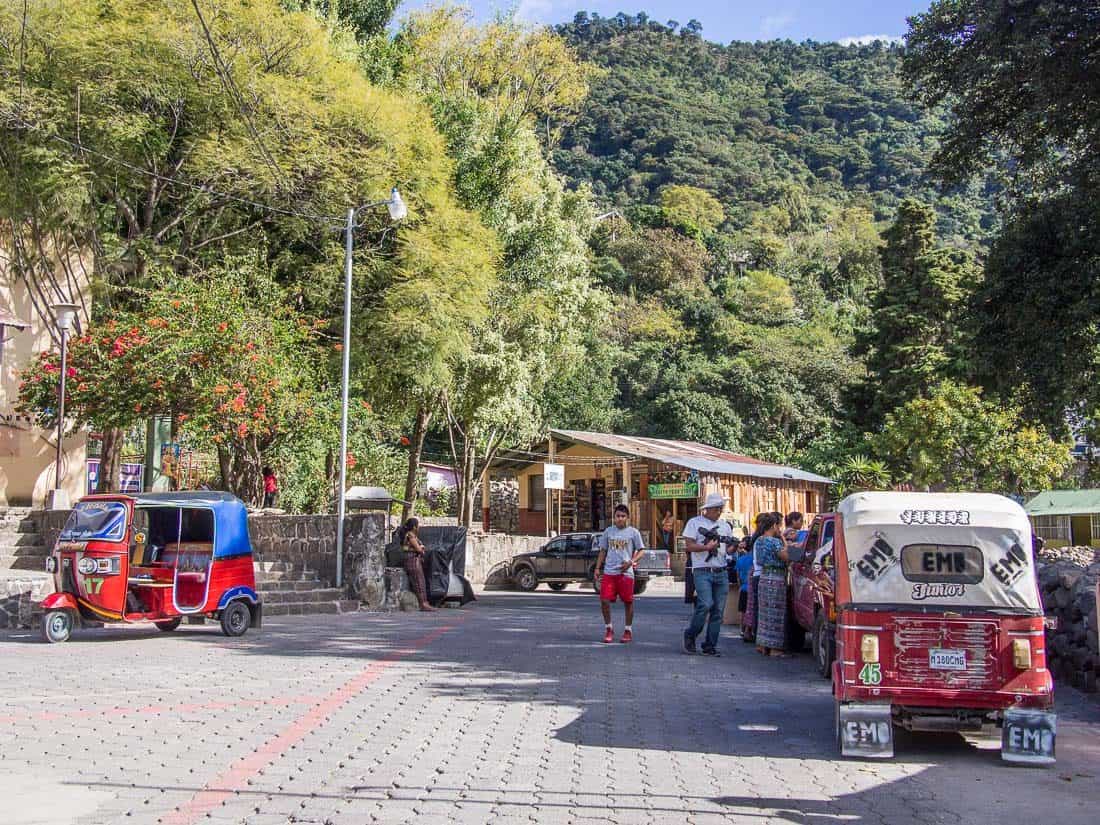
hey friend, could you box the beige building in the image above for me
[0,247,88,507]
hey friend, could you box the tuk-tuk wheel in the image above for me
[155,618,182,632]
[41,609,74,644]
[220,601,251,637]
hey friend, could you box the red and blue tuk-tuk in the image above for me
[832,492,1055,764]
[39,491,261,643]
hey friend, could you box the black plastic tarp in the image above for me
[385,525,476,605]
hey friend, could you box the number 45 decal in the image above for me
[859,663,883,686]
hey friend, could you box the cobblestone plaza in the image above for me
[3,587,1098,825]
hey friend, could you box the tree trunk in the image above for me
[96,427,124,493]
[217,444,231,493]
[402,405,432,521]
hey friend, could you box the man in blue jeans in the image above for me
[682,492,734,656]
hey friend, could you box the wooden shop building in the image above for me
[489,429,833,544]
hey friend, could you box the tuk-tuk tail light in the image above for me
[1012,639,1032,670]
[860,634,880,663]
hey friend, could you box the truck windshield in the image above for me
[59,501,128,542]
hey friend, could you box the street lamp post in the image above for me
[47,302,80,511]
[335,188,407,588]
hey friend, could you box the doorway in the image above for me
[1070,515,1092,547]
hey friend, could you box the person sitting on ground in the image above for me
[595,503,646,644]
[754,513,791,657]
[397,517,436,612]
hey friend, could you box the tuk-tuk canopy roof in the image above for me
[838,491,1032,533]
[837,492,1040,612]
[84,491,252,559]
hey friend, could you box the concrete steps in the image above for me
[0,509,47,572]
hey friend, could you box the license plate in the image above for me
[1002,709,1056,764]
[929,648,966,670]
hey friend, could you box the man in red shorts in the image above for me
[594,504,646,643]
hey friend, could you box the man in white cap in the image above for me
[682,492,734,655]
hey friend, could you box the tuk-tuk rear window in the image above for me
[60,501,128,542]
[901,544,984,584]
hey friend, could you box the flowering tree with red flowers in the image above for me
[19,265,323,503]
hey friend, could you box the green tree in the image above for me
[875,382,1072,494]
[859,199,975,422]
[386,7,603,523]
[658,184,725,237]
[0,0,496,493]
[904,0,1100,191]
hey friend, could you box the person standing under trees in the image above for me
[754,513,791,657]
[595,504,646,643]
[398,518,437,612]
[682,493,734,656]
[262,467,278,509]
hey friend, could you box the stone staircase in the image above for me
[0,508,52,628]
[254,561,359,616]
[0,508,49,572]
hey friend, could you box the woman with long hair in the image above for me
[754,512,790,656]
[397,518,436,612]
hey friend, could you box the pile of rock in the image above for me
[1037,546,1100,693]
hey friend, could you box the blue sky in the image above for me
[396,1,931,44]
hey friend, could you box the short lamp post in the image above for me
[47,302,80,511]
[335,188,407,588]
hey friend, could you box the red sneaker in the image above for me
[603,628,614,644]
[620,629,633,644]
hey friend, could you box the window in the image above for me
[1091,514,1100,542]
[822,520,835,545]
[1031,515,1070,542]
[901,544,984,584]
[60,501,128,542]
[529,475,546,512]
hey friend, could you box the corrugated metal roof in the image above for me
[549,429,833,485]
[1024,489,1100,516]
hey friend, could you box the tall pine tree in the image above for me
[858,199,976,423]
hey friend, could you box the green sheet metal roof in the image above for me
[1024,489,1100,516]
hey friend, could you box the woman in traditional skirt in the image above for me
[754,513,790,656]
[398,518,437,612]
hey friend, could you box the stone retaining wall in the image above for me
[465,531,542,585]
[1038,546,1100,693]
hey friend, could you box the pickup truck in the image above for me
[788,512,837,678]
[509,532,671,594]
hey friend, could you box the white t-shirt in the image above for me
[682,516,733,570]
[598,525,645,578]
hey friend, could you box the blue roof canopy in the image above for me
[132,491,251,559]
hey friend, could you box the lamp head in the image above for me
[51,303,80,332]
[387,187,407,222]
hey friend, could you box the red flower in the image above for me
[399,436,411,446]
[346,453,357,469]
[237,422,249,439]
[217,322,228,333]
[66,367,77,378]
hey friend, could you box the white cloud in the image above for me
[838,34,905,46]
[515,0,556,22]
[760,13,796,38]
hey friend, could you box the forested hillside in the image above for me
[538,12,1068,493]
[552,13,992,241]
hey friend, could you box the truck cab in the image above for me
[789,512,837,677]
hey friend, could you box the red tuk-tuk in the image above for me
[832,492,1055,764]
[789,512,837,677]
[39,491,261,643]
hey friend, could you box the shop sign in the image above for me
[647,481,699,499]
[543,463,565,490]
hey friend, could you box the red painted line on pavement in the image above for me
[160,622,462,825]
